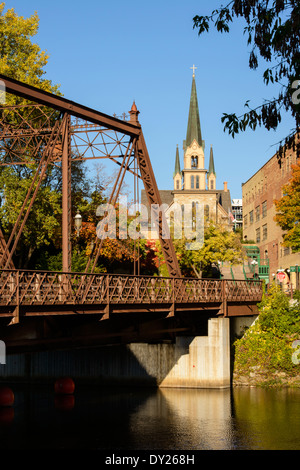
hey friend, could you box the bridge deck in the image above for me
[0,269,263,320]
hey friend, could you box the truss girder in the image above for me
[0,74,181,277]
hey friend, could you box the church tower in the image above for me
[208,145,216,190]
[173,145,182,190]
[181,70,207,190]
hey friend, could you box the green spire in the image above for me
[208,145,216,175]
[186,75,202,148]
[173,145,181,176]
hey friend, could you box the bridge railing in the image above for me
[0,269,263,307]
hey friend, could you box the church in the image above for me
[141,69,232,237]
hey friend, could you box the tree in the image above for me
[191,223,244,277]
[155,222,244,278]
[0,165,62,268]
[274,160,300,250]
[234,284,300,382]
[0,3,60,97]
[193,0,300,161]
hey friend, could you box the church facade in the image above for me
[141,71,232,237]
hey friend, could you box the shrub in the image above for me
[234,283,300,374]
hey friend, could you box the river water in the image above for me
[0,384,299,451]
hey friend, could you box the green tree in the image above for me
[193,0,300,160]
[274,160,300,250]
[0,2,60,97]
[191,223,244,277]
[156,223,244,278]
[0,3,63,268]
[0,166,62,267]
[234,284,300,379]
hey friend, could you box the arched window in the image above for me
[176,179,179,190]
[196,175,200,189]
[191,156,198,168]
[191,175,194,189]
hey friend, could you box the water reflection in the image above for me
[129,389,235,450]
[0,384,300,450]
[233,387,300,450]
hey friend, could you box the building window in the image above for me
[256,227,260,243]
[191,156,198,168]
[244,214,248,228]
[283,246,290,256]
[255,205,260,222]
[249,210,254,225]
[176,180,179,190]
[210,179,214,190]
[262,224,267,241]
[196,175,199,189]
[262,201,267,218]
[191,175,194,189]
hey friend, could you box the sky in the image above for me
[3,0,296,200]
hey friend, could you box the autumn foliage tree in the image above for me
[274,160,300,251]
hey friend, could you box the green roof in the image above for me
[208,145,216,176]
[173,145,181,176]
[185,76,202,148]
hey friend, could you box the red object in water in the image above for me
[54,377,75,395]
[54,394,75,411]
[0,406,14,424]
[0,386,14,407]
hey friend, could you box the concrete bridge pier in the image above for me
[1,318,240,389]
[129,317,230,389]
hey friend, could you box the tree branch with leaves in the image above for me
[193,0,300,162]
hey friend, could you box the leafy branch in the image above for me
[193,0,300,158]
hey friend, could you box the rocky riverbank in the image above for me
[233,366,300,387]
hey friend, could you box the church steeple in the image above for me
[208,145,216,176]
[208,145,216,190]
[173,145,182,190]
[174,145,181,176]
[185,71,203,149]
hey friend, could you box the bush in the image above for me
[234,284,300,374]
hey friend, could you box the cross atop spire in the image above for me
[190,64,197,77]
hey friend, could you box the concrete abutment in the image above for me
[130,317,230,388]
[1,317,242,389]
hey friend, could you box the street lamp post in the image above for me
[74,212,82,237]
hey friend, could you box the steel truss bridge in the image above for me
[0,75,263,353]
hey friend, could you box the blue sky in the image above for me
[4,0,295,199]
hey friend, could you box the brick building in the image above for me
[242,143,300,290]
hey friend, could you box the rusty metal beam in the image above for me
[1,116,66,269]
[61,113,72,272]
[136,131,181,278]
[0,74,140,137]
